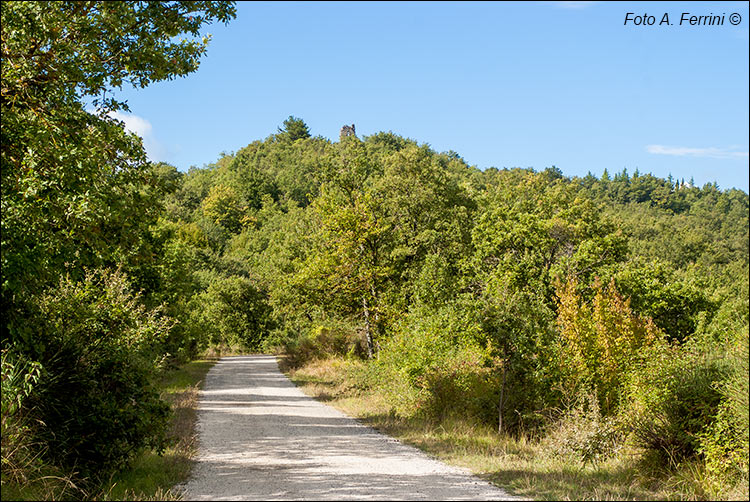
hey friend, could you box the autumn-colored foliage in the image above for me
[555,275,663,415]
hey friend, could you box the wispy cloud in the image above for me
[544,1,600,9]
[109,110,152,137]
[108,110,167,162]
[646,144,749,160]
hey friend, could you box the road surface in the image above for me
[180,355,522,500]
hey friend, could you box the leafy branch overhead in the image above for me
[1,1,236,299]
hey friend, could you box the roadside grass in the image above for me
[0,467,81,501]
[281,355,749,502]
[101,357,218,501]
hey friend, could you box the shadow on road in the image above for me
[183,355,521,501]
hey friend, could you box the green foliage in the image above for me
[1,350,43,485]
[193,276,273,350]
[555,276,664,415]
[374,302,496,421]
[0,0,242,492]
[470,171,626,326]
[281,321,368,368]
[1,0,236,305]
[1,350,41,420]
[627,342,730,465]
[698,326,749,481]
[611,260,715,343]
[278,116,311,141]
[699,402,748,482]
[201,184,248,233]
[466,171,629,428]
[723,329,749,458]
[23,269,174,478]
[477,287,558,431]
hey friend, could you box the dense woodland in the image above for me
[1,1,748,499]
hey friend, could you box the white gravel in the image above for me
[180,355,523,501]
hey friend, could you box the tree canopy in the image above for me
[1,0,236,303]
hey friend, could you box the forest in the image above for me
[2,1,748,500]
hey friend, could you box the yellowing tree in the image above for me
[555,275,664,414]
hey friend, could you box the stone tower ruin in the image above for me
[339,124,356,141]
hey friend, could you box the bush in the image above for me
[1,350,43,485]
[627,343,729,466]
[24,269,174,478]
[699,403,748,482]
[543,393,624,468]
[416,346,496,421]
[555,276,664,416]
[374,306,496,421]
[281,321,367,368]
[698,327,749,481]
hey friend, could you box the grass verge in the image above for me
[280,355,749,501]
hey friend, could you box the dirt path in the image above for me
[180,355,522,500]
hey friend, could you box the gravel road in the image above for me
[180,355,523,501]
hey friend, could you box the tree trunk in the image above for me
[498,365,506,434]
[362,296,374,359]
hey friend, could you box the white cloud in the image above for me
[108,110,167,162]
[646,144,749,160]
[109,110,153,138]
[545,1,600,9]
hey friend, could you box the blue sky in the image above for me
[113,1,749,191]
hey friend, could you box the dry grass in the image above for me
[1,408,85,500]
[284,355,750,502]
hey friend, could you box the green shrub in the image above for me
[627,343,729,465]
[1,349,41,420]
[724,329,749,465]
[416,345,496,421]
[1,350,43,485]
[25,269,173,478]
[375,306,495,421]
[612,260,716,343]
[699,403,748,481]
[281,321,367,368]
[555,276,664,416]
[698,327,749,481]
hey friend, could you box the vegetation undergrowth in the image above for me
[100,356,218,501]
[1,356,217,501]
[282,355,749,501]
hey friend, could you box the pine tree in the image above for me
[278,116,311,141]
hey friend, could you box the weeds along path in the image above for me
[180,355,523,501]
